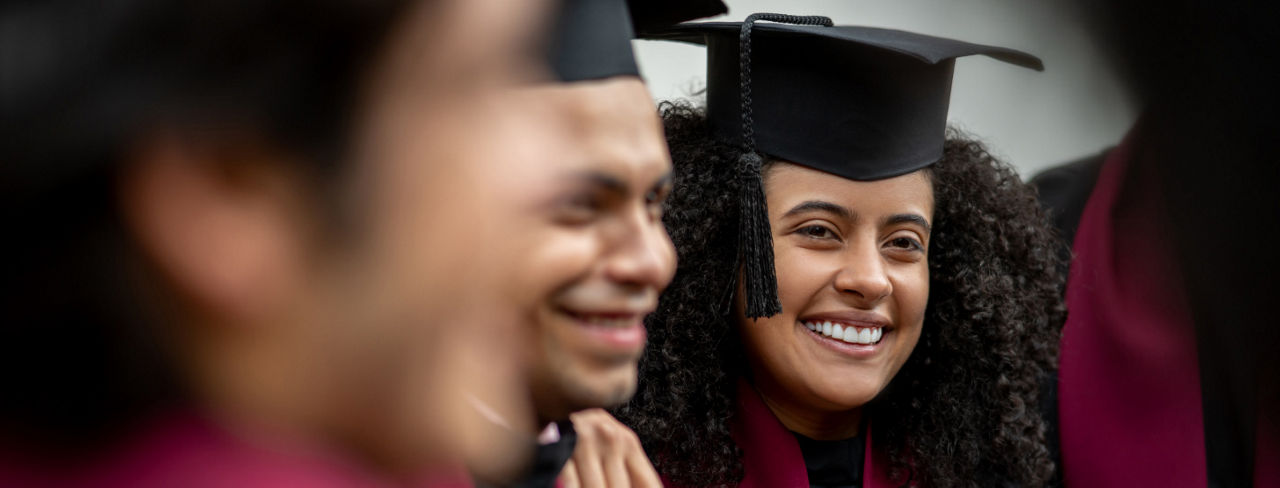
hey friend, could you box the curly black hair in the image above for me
[614,101,1066,487]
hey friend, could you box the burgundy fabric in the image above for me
[0,411,472,488]
[664,381,895,487]
[1056,127,1208,486]
[1256,415,1279,487]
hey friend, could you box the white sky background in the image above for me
[633,0,1140,178]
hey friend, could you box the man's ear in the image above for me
[118,132,316,326]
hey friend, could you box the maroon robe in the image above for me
[0,410,472,488]
[664,381,897,488]
[1056,126,1279,486]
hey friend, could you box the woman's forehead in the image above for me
[765,162,935,218]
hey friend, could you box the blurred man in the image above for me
[472,1,724,486]
[0,0,561,485]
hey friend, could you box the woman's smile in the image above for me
[796,309,893,359]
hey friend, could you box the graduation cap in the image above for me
[546,0,639,82]
[645,13,1044,317]
[546,0,727,82]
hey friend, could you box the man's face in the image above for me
[501,77,678,423]
[305,0,558,476]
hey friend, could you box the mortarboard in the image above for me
[546,0,727,82]
[546,0,639,82]
[644,13,1044,317]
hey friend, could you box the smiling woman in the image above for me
[616,16,1067,487]
[616,98,1065,487]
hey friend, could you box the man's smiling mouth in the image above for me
[560,309,647,328]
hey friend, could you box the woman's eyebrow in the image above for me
[782,200,852,220]
[884,213,932,235]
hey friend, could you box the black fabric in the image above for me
[643,20,1042,182]
[1029,148,1108,281]
[792,431,864,488]
[628,0,726,34]
[498,421,578,488]
[545,0,639,82]
[548,0,730,82]
[1195,306,1257,488]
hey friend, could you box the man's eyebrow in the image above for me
[568,170,629,195]
[782,200,852,220]
[884,213,932,235]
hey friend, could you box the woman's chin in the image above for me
[808,383,882,412]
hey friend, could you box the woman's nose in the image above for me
[832,244,892,306]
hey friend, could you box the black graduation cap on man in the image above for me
[546,0,728,82]
[645,13,1044,318]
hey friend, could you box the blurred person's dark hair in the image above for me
[0,0,416,455]
[1062,0,1280,484]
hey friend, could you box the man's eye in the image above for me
[646,201,665,220]
[646,185,671,205]
[555,193,605,224]
[568,193,605,211]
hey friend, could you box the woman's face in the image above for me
[739,162,932,429]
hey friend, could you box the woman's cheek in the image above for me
[900,266,930,327]
[772,245,831,311]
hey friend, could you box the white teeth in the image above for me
[803,321,883,346]
[841,326,858,342]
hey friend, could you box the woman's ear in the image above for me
[118,131,317,328]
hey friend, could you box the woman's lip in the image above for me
[798,310,892,329]
[799,322,887,359]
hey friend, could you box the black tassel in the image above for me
[734,13,831,318]
[739,151,781,318]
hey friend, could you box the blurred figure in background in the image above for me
[1032,1,1280,486]
[469,1,724,487]
[0,0,561,485]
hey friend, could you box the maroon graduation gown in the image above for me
[1056,126,1279,486]
[0,410,472,488]
[664,381,897,488]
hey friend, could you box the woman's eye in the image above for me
[888,236,922,251]
[799,225,836,239]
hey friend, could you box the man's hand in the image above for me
[558,409,661,488]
